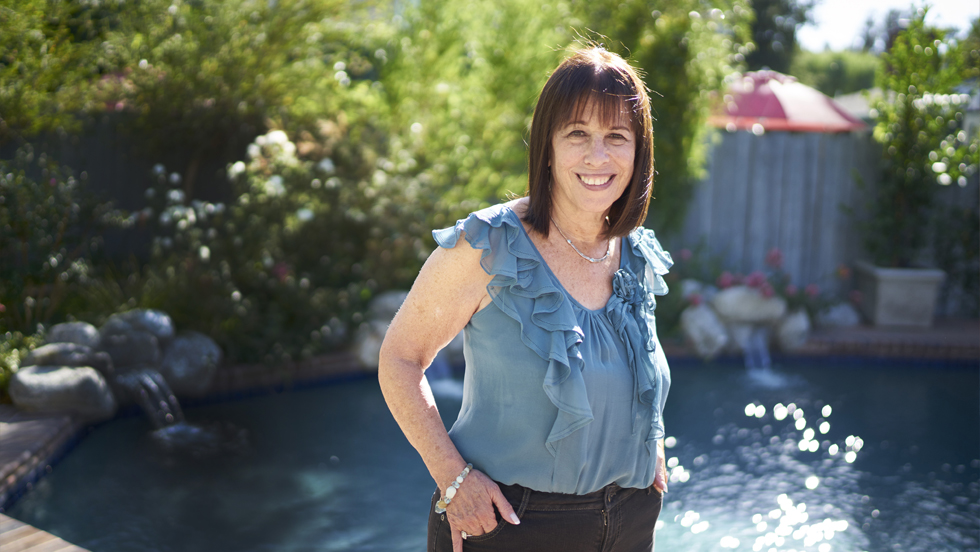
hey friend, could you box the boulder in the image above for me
[775,309,811,352]
[816,302,861,328]
[9,365,117,422]
[723,322,757,354]
[710,286,787,324]
[106,309,175,348]
[159,331,222,397]
[99,329,161,369]
[680,304,729,360]
[22,342,114,379]
[46,322,100,349]
[354,320,389,371]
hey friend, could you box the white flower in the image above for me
[296,208,314,222]
[167,189,185,203]
[932,162,947,173]
[318,158,335,174]
[199,246,210,262]
[938,173,952,185]
[266,130,289,145]
[333,61,346,71]
[169,172,181,185]
[153,163,166,176]
[264,175,286,196]
[247,144,261,159]
[228,161,247,180]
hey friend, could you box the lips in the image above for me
[578,174,614,187]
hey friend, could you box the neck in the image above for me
[551,206,608,247]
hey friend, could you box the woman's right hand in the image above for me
[445,469,520,552]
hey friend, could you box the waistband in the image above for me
[496,481,653,511]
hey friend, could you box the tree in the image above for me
[745,0,813,73]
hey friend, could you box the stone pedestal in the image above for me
[854,260,945,327]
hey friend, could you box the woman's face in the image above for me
[550,102,635,220]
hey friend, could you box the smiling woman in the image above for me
[379,46,674,552]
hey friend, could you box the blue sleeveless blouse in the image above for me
[432,204,673,494]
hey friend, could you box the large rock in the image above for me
[710,286,787,325]
[680,304,729,360]
[9,365,117,422]
[46,322,101,349]
[775,309,811,352]
[105,310,175,348]
[22,342,114,379]
[815,302,861,328]
[354,320,389,371]
[99,329,160,369]
[159,331,222,397]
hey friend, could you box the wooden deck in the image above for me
[0,513,90,552]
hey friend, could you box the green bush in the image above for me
[129,123,430,364]
[0,330,45,403]
[791,49,879,96]
[0,145,126,335]
[864,8,979,268]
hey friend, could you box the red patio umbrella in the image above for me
[708,70,866,133]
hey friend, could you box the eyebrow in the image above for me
[563,120,633,132]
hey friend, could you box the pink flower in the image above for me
[849,290,862,304]
[679,249,693,261]
[689,293,702,306]
[716,271,735,289]
[0,303,5,313]
[784,284,798,296]
[805,283,820,298]
[765,247,783,269]
[760,283,775,298]
[745,271,767,288]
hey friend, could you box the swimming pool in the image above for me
[7,359,979,551]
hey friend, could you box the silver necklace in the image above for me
[552,219,613,263]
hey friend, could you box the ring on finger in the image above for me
[461,531,469,540]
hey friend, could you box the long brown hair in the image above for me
[524,47,654,238]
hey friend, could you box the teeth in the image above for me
[580,175,610,186]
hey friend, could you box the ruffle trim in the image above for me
[433,205,673,456]
[433,205,591,456]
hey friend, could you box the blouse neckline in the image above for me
[504,205,627,315]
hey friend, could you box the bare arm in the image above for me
[378,234,519,550]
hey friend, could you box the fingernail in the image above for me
[509,513,521,524]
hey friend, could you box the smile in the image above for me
[578,174,614,187]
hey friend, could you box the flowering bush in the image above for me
[133,127,431,364]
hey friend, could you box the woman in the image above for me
[379,47,673,552]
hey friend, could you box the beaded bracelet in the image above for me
[434,463,473,514]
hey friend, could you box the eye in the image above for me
[568,129,587,138]
[607,133,629,143]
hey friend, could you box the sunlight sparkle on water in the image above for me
[821,405,832,417]
[664,436,677,448]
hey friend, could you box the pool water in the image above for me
[7,360,979,552]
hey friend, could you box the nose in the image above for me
[584,136,609,165]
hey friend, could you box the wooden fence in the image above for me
[664,129,879,294]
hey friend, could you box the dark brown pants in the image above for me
[427,481,663,552]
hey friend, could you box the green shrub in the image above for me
[0,330,45,403]
[791,49,879,96]
[0,145,126,335]
[864,8,979,268]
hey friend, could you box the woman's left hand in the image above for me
[653,438,668,493]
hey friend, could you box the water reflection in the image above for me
[656,366,980,552]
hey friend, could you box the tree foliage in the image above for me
[744,0,813,73]
[864,8,979,268]
[790,49,878,97]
